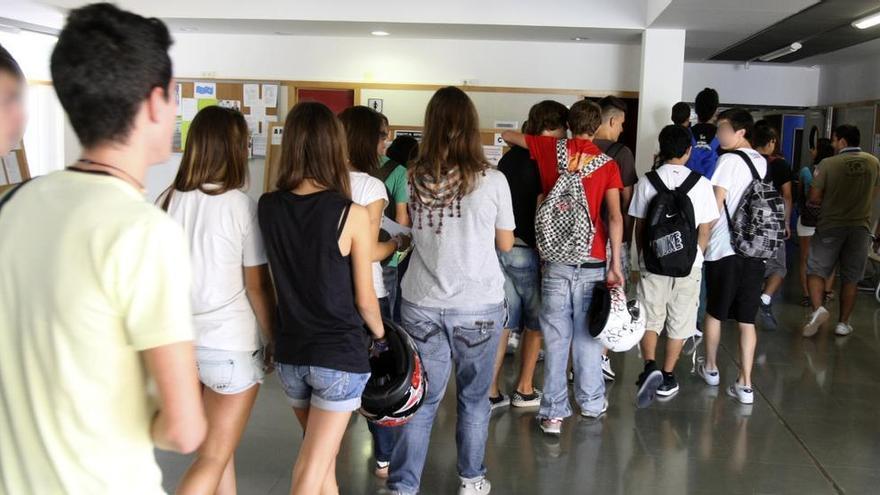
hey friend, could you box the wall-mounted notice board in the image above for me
[175,80,282,157]
[0,142,30,194]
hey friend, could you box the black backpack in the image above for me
[642,170,701,277]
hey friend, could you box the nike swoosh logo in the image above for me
[665,213,677,218]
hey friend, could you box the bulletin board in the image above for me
[174,80,282,156]
[0,142,30,194]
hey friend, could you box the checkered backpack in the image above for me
[723,150,785,259]
[535,139,612,264]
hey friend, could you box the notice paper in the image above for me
[252,135,267,157]
[193,82,216,99]
[271,126,284,145]
[197,98,218,111]
[175,83,182,115]
[381,216,411,237]
[3,152,22,183]
[483,145,503,167]
[262,84,278,108]
[181,98,198,121]
[243,84,260,107]
[219,99,241,110]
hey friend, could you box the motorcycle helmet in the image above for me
[359,319,427,427]
[588,284,646,352]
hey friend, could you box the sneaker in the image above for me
[696,358,720,386]
[506,332,520,355]
[539,417,563,435]
[727,381,754,405]
[834,322,853,336]
[758,302,778,331]
[374,460,389,479]
[803,306,830,337]
[459,477,491,495]
[581,399,609,418]
[601,355,616,381]
[511,389,542,408]
[635,366,663,409]
[683,329,703,356]
[656,373,679,397]
[489,393,510,410]
[857,279,876,292]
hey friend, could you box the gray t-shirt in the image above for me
[402,168,515,308]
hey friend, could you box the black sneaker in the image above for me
[656,373,679,397]
[635,362,663,409]
[489,393,510,411]
[758,302,778,331]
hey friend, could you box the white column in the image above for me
[634,29,686,175]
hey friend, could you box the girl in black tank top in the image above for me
[257,102,385,495]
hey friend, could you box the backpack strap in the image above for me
[678,171,702,195]
[0,180,31,215]
[645,171,670,194]
[605,142,625,160]
[373,159,398,184]
[555,138,569,174]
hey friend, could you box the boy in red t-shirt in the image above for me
[501,100,623,435]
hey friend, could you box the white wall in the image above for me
[818,57,880,106]
[683,62,820,107]
[170,33,642,92]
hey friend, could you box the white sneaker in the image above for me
[459,477,491,495]
[727,382,754,405]
[506,332,520,355]
[580,399,609,418]
[539,417,563,435]
[834,322,853,336]
[696,358,720,386]
[803,306,830,337]
[601,355,616,381]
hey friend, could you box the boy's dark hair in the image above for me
[671,102,691,126]
[717,108,755,142]
[0,44,24,80]
[752,120,779,150]
[597,95,627,122]
[50,3,173,148]
[833,124,860,148]
[568,100,603,136]
[657,124,692,163]
[386,135,419,166]
[524,100,569,135]
[695,88,719,123]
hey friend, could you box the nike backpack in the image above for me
[723,150,785,259]
[535,139,611,264]
[643,170,701,277]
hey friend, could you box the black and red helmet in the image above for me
[359,319,427,427]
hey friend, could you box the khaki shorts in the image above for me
[637,265,702,340]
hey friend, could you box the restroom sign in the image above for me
[367,98,384,113]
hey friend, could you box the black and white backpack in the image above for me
[643,170,701,277]
[723,150,785,259]
[535,139,612,264]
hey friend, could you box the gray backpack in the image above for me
[535,139,612,264]
[723,150,785,259]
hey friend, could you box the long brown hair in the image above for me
[338,105,382,174]
[160,105,248,210]
[411,86,487,196]
[275,101,351,198]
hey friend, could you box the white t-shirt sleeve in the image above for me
[627,178,653,219]
[493,172,516,230]
[693,179,721,225]
[242,198,267,267]
[367,176,389,208]
[710,154,738,192]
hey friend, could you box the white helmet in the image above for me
[588,285,646,352]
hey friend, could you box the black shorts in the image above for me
[705,255,766,325]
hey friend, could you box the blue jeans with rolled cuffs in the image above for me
[387,299,506,494]
[538,262,607,419]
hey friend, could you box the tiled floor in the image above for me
[156,276,880,494]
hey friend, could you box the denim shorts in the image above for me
[498,246,541,332]
[195,347,265,395]
[276,363,370,412]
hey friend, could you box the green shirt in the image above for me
[380,156,409,268]
[813,150,880,230]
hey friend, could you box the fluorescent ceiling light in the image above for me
[758,42,802,62]
[853,11,880,30]
[371,30,390,36]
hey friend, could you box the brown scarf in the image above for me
[410,167,463,234]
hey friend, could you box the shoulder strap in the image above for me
[374,160,398,183]
[336,201,353,240]
[678,171,701,194]
[645,171,669,194]
[605,142,625,160]
[730,150,760,181]
[555,138,569,173]
[0,180,31,215]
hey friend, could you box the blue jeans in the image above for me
[499,247,541,333]
[382,265,399,322]
[538,263,606,419]
[387,300,506,494]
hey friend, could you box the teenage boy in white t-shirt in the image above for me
[629,125,719,406]
[698,109,768,405]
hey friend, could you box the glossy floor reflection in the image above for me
[156,277,879,494]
